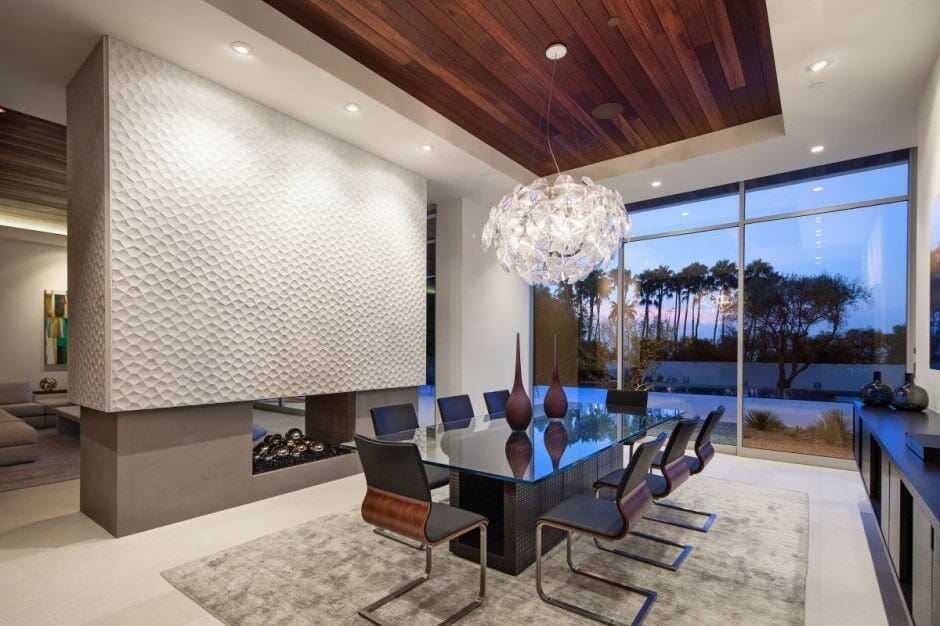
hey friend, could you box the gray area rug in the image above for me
[163,477,807,625]
[0,428,80,493]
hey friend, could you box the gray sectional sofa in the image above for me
[0,381,70,466]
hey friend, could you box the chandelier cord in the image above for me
[544,59,561,175]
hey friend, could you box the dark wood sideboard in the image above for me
[854,402,940,625]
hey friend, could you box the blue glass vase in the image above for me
[890,373,929,412]
[860,371,892,407]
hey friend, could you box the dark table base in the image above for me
[448,445,622,575]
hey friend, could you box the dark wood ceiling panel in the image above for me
[265,0,781,176]
[0,107,67,219]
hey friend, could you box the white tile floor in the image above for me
[0,453,903,625]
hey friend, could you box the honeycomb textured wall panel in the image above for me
[101,38,425,412]
[66,40,110,412]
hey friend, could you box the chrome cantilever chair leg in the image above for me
[592,531,692,572]
[372,527,424,551]
[591,487,692,571]
[536,523,656,626]
[359,525,487,625]
[646,501,717,533]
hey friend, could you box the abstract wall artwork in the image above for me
[44,290,68,369]
[932,196,940,370]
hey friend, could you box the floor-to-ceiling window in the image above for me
[533,257,619,404]
[741,159,908,458]
[621,187,740,445]
[532,150,910,461]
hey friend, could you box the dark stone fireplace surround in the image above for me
[80,386,417,537]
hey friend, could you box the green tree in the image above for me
[745,271,871,389]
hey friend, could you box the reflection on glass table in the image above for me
[374,402,682,484]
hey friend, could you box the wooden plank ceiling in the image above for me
[265,0,781,176]
[0,107,67,220]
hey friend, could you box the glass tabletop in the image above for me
[374,402,683,484]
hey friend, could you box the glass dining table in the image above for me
[375,402,682,575]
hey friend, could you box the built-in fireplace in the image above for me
[252,428,352,475]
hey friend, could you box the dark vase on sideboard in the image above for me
[890,373,929,412]
[860,371,893,407]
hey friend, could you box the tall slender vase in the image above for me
[544,334,568,419]
[505,333,533,431]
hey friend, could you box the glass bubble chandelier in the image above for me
[482,43,630,286]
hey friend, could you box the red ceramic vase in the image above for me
[505,333,533,431]
[543,334,568,419]
[504,431,533,479]
[543,421,569,470]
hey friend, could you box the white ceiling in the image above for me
[0,0,938,209]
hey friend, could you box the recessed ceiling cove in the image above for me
[264,0,782,176]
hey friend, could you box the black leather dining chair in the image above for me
[482,389,509,415]
[437,394,475,428]
[649,406,725,532]
[594,417,701,534]
[370,404,450,549]
[535,434,666,624]
[605,388,650,458]
[355,435,488,624]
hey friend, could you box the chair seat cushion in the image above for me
[646,473,668,497]
[652,451,700,474]
[425,502,486,543]
[1,403,46,418]
[0,419,38,447]
[0,381,32,405]
[593,467,625,490]
[539,495,625,539]
[424,463,450,490]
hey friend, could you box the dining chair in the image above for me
[369,404,450,550]
[355,435,488,624]
[535,434,665,624]
[482,389,509,415]
[437,394,475,428]
[594,417,702,533]
[605,388,650,458]
[649,406,725,532]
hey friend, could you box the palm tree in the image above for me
[676,262,708,339]
[636,270,656,338]
[709,259,738,342]
[648,265,674,339]
[594,270,614,341]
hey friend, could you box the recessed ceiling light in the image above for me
[420,144,433,152]
[231,41,253,56]
[812,186,824,192]
[810,145,825,153]
[607,16,620,27]
[806,59,830,73]
[344,102,360,113]
[651,181,662,188]
[680,211,690,216]
[592,102,623,120]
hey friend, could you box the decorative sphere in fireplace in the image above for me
[311,441,326,453]
[286,428,303,441]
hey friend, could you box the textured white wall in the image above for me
[69,38,426,412]
[435,196,531,418]
[67,39,110,411]
[915,52,940,407]
[0,232,68,389]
